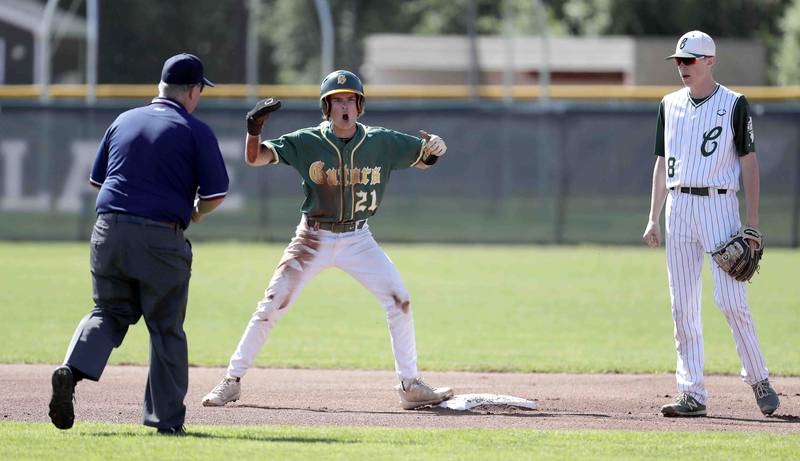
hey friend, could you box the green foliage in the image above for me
[397,0,477,34]
[775,0,800,84]
[261,0,404,84]
[99,0,252,83]
[393,0,557,36]
[260,0,564,84]
[560,0,612,35]
[90,0,794,85]
[598,0,788,37]
[261,0,320,84]
[550,0,791,80]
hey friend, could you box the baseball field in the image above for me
[1,241,799,459]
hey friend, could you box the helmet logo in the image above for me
[337,74,347,85]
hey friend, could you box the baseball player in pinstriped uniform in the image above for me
[643,31,779,417]
[202,70,454,410]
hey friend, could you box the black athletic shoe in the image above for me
[752,379,780,416]
[660,393,707,417]
[156,425,187,436]
[48,366,75,429]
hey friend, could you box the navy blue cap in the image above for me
[160,53,214,87]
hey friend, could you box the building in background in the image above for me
[0,0,86,84]
[362,34,766,86]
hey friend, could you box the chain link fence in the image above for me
[1,99,797,246]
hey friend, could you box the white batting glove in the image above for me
[422,133,447,157]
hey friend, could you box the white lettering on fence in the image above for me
[56,141,97,212]
[1,140,48,212]
[0,138,245,213]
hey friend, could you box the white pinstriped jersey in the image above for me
[662,84,747,190]
[655,84,769,403]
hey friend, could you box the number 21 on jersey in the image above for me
[355,190,378,212]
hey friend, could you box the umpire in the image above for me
[47,53,229,436]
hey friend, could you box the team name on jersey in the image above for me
[309,161,382,186]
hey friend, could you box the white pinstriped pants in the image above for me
[226,216,418,381]
[665,189,769,404]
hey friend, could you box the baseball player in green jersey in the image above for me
[202,70,453,410]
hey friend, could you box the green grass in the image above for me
[1,423,798,461]
[1,242,798,375]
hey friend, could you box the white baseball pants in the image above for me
[665,189,769,404]
[227,216,418,380]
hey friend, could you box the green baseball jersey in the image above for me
[263,121,424,222]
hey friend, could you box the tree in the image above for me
[569,0,788,38]
[91,0,793,85]
[548,0,791,83]
[775,0,800,84]
[558,0,611,35]
[98,0,257,84]
[261,0,565,84]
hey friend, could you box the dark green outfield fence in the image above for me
[1,99,798,246]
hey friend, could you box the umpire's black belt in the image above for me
[100,212,181,231]
[306,218,367,233]
[670,186,727,196]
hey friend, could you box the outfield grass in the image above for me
[1,194,797,245]
[1,423,798,461]
[1,242,797,375]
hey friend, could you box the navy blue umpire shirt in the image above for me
[90,97,229,228]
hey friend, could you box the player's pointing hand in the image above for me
[419,130,447,158]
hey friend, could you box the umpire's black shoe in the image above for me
[48,366,75,430]
[156,425,187,436]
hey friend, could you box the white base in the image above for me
[436,393,538,411]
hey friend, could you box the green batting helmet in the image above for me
[320,70,365,119]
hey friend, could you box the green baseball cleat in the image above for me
[660,393,707,417]
[752,379,780,416]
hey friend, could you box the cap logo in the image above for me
[679,37,687,49]
[337,74,347,85]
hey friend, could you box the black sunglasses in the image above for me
[674,56,707,66]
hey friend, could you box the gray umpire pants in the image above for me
[63,212,192,429]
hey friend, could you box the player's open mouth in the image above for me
[342,114,350,121]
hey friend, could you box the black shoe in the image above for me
[156,425,186,436]
[752,379,780,416]
[660,393,707,417]
[48,366,75,430]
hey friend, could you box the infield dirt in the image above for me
[2,365,799,433]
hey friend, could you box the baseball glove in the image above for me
[711,226,764,282]
[246,97,282,136]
